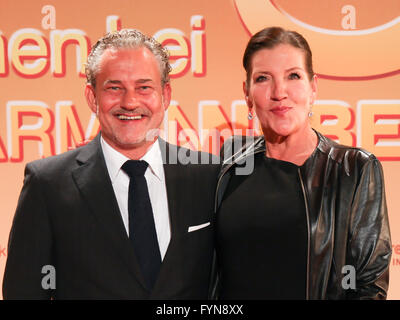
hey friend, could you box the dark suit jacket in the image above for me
[2,134,219,299]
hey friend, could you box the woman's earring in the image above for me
[308,111,313,117]
[248,111,254,120]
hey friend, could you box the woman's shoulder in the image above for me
[222,135,264,151]
[315,131,379,169]
[221,135,264,162]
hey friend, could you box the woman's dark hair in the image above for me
[243,26,314,87]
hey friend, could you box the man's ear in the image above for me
[162,82,172,111]
[243,80,252,108]
[85,84,97,114]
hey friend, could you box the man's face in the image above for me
[85,47,171,154]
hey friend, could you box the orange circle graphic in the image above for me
[234,0,400,80]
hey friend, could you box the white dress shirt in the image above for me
[100,136,171,260]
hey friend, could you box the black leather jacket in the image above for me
[213,131,392,299]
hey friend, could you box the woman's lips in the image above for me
[270,106,291,115]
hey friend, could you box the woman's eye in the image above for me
[289,73,301,80]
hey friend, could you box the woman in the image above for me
[213,27,391,300]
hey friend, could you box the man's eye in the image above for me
[255,75,267,82]
[106,86,122,91]
[137,86,152,92]
[289,73,301,80]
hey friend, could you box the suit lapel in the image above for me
[71,135,147,290]
[153,140,185,292]
[159,139,182,238]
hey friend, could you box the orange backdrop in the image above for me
[0,0,399,299]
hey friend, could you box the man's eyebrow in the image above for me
[136,78,154,84]
[103,79,154,85]
[103,80,122,86]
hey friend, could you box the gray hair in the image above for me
[85,29,171,88]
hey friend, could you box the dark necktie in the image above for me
[121,160,161,290]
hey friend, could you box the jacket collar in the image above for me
[221,130,333,170]
[220,135,265,176]
[73,135,188,293]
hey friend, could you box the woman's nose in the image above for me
[270,80,287,101]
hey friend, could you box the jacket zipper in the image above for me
[215,145,311,299]
[298,168,311,300]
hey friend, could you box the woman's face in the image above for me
[244,44,317,138]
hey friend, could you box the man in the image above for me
[3,29,219,299]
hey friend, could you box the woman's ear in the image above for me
[243,80,252,108]
[310,74,317,105]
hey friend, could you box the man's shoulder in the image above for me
[28,149,76,171]
[26,138,99,175]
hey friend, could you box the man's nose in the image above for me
[121,90,140,109]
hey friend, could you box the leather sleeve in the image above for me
[347,156,392,299]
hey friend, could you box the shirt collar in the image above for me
[100,136,164,183]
